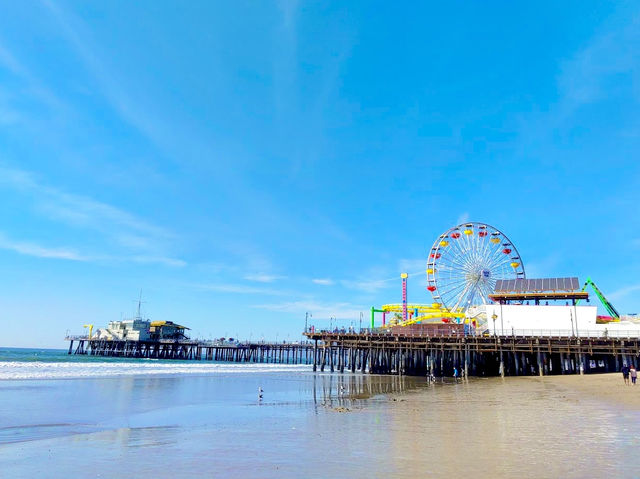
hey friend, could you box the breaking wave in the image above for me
[0,361,310,380]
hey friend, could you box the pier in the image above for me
[66,336,315,364]
[303,330,640,377]
[66,329,640,377]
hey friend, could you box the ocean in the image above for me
[1,347,638,478]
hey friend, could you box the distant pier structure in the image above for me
[65,328,640,376]
[66,336,315,364]
[66,279,640,374]
[67,311,316,364]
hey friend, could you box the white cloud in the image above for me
[194,283,288,296]
[338,261,430,293]
[0,39,65,112]
[0,165,184,266]
[39,0,226,171]
[456,212,470,225]
[556,9,640,116]
[0,166,170,241]
[340,278,393,294]
[515,3,640,153]
[608,284,640,301]
[129,256,186,268]
[252,300,365,320]
[244,273,285,283]
[398,259,426,275]
[523,254,561,279]
[0,231,187,267]
[41,0,162,148]
[312,278,334,285]
[0,233,86,261]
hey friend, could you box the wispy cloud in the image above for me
[609,284,640,301]
[398,259,426,274]
[41,0,163,150]
[252,300,365,320]
[0,165,184,266]
[0,165,169,240]
[194,283,288,296]
[523,254,561,279]
[39,0,229,172]
[556,8,640,117]
[340,278,393,294]
[244,273,286,283]
[516,3,640,150]
[129,256,187,268]
[0,231,188,267]
[0,232,86,261]
[339,263,426,293]
[0,38,65,113]
[456,212,470,225]
[312,278,334,285]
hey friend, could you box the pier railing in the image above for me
[488,329,640,339]
[312,329,640,339]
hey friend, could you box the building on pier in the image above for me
[376,276,640,338]
[479,277,640,337]
[94,319,189,341]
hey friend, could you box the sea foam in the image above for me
[0,361,310,380]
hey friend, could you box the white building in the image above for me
[469,303,640,337]
[95,319,152,341]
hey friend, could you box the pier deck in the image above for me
[303,331,640,377]
[66,330,640,377]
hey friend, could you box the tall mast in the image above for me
[136,289,143,319]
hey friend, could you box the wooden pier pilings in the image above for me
[66,331,640,377]
[66,338,315,365]
[304,331,640,377]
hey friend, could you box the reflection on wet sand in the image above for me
[309,372,637,478]
[312,373,417,408]
[2,372,639,478]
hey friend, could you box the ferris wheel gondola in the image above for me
[426,222,525,312]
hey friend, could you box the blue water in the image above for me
[0,346,216,364]
[0,347,310,380]
[0,347,130,362]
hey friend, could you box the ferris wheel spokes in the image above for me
[426,222,525,312]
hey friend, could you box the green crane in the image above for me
[576,277,620,319]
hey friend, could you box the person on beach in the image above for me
[453,367,459,382]
[630,365,637,385]
[621,364,630,385]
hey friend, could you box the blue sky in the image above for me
[1,1,639,348]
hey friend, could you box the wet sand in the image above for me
[377,373,639,478]
[1,371,639,478]
[536,372,640,409]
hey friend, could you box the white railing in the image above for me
[485,329,640,338]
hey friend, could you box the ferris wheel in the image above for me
[426,222,525,312]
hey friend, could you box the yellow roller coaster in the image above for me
[379,303,465,328]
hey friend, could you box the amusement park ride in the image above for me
[577,277,621,322]
[372,222,524,329]
[372,222,625,330]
